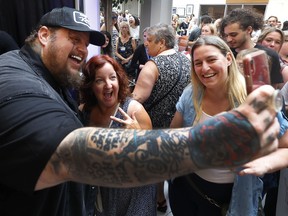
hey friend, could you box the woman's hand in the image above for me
[110,107,141,129]
[238,148,288,176]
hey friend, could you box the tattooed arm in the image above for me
[35,85,280,191]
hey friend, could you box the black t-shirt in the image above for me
[0,46,86,215]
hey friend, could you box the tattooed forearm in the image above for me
[188,110,259,168]
[54,127,195,187]
[52,111,261,188]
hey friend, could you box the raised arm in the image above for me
[35,85,279,191]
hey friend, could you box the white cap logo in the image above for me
[73,11,91,28]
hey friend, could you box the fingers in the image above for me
[240,85,282,114]
[237,85,280,135]
[110,115,124,124]
[117,107,130,120]
[110,108,141,129]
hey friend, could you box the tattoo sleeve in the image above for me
[188,110,259,168]
[52,110,259,187]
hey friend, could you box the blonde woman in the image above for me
[115,21,137,79]
[200,23,217,37]
[169,36,247,216]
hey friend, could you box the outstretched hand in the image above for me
[110,107,141,129]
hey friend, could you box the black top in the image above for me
[0,44,90,215]
[0,30,19,54]
[128,44,148,80]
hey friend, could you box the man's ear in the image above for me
[246,26,253,35]
[38,26,50,46]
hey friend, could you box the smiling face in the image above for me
[40,27,89,88]
[193,45,232,89]
[92,62,119,108]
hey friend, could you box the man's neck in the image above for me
[235,39,255,53]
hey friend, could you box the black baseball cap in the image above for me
[39,7,105,46]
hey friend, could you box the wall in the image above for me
[172,0,288,23]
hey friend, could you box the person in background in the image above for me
[100,31,113,57]
[115,21,136,80]
[277,20,282,29]
[128,27,149,82]
[79,54,156,216]
[220,8,284,90]
[168,35,247,216]
[187,15,198,36]
[213,18,222,36]
[200,23,217,37]
[257,27,288,82]
[282,20,288,31]
[0,6,281,216]
[132,23,191,214]
[279,32,288,65]
[100,11,119,53]
[0,30,19,54]
[178,15,190,36]
[128,15,140,43]
[267,15,279,27]
[188,15,212,46]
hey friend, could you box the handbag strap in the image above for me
[147,53,183,111]
[185,175,222,209]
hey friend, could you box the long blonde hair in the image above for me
[190,36,247,123]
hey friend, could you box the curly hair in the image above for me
[80,55,130,110]
[220,8,264,37]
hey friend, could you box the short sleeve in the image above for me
[175,84,195,127]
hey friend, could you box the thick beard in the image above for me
[56,69,82,89]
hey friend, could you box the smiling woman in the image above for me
[78,54,155,216]
[169,35,247,216]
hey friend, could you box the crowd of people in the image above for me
[1,5,288,216]
[97,8,288,216]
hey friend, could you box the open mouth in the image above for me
[203,73,216,78]
[70,55,82,64]
[104,92,113,99]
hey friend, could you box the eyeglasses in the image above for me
[112,16,118,20]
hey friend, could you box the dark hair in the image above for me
[80,55,130,109]
[200,15,212,24]
[220,8,264,37]
[267,16,278,22]
[25,26,59,45]
[131,15,140,26]
[100,31,113,57]
[282,21,288,31]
